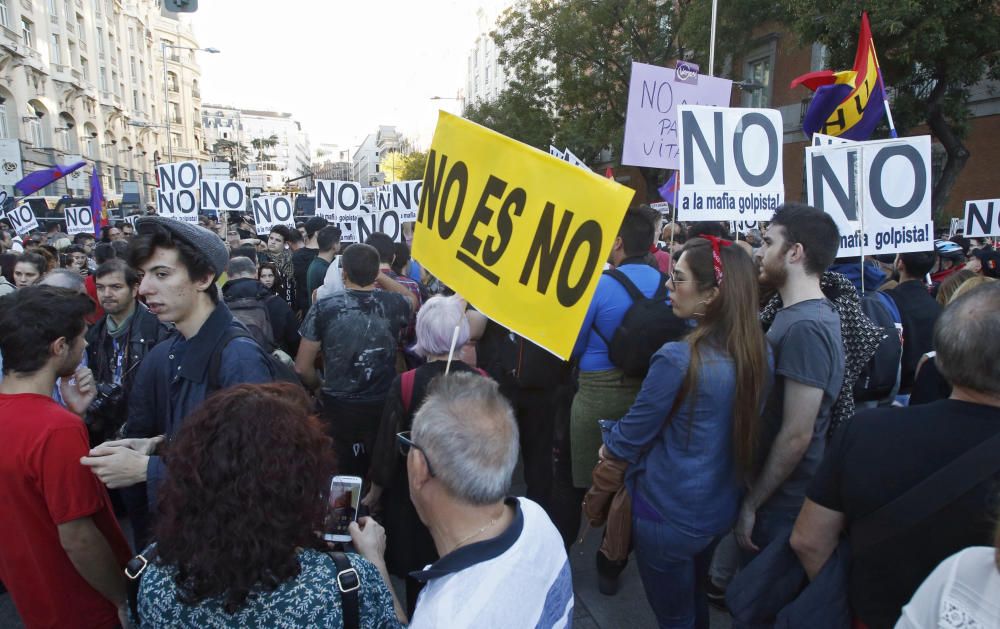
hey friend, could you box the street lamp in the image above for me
[429,94,466,114]
[161,42,220,163]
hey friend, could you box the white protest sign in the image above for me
[564,149,589,170]
[812,133,855,147]
[806,136,934,256]
[156,161,199,223]
[549,145,565,160]
[0,139,24,186]
[338,220,358,244]
[357,207,404,243]
[650,201,671,215]
[62,155,87,192]
[729,219,761,235]
[622,61,733,170]
[6,203,39,235]
[676,105,784,221]
[123,214,141,229]
[315,180,361,221]
[389,180,422,222]
[948,217,961,238]
[200,179,247,213]
[251,196,295,235]
[64,206,96,235]
[964,199,1000,238]
[202,161,230,181]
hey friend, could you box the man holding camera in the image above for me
[85,259,174,446]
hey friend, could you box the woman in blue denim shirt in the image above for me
[601,237,772,629]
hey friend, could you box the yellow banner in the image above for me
[412,112,635,359]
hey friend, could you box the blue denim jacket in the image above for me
[124,301,274,510]
[604,341,772,537]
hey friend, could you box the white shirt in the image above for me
[409,497,573,629]
[896,546,1000,629]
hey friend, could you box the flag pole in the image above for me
[870,37,898,138]
[708,0,718,77]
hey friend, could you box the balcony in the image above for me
[66,19,74,33]
[50,15,59,25]
[79,39,87,52]
[170,116,182,124]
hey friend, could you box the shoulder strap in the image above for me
[401,369,416,413]
[475,367,490,378]
[326,551,360,629]
[852,429,1000,553]
[125,546,159,624]
[875,291,902,324]
[206,327,254,392]
[606,268,646,303]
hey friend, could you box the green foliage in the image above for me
[379,151,408,183]
[489,0,677,161]
[463,74,558,151]
[674,0,781,75]
[399,151,428,182]
[780,1,1000,216]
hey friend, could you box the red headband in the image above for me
[698,234,733,285]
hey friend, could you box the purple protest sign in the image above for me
[621,61,732,170]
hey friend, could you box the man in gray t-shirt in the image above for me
[736,204,845,556]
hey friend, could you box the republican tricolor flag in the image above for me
[89,168,107,237]
[791,12,892,140]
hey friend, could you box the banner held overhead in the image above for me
[412,112,635,360]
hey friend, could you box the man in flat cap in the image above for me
[82,217,275,549]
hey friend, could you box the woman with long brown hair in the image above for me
[600,237,771,628]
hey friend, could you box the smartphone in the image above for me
[323,475,362,543]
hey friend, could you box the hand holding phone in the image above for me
[323,475,362,543]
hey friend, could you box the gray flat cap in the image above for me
[134,216,229,280]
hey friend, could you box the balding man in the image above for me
[379,372,573,628]
[791,282,1000,628]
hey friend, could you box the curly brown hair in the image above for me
[154,383,336,613]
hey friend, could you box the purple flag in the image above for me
[89,168,104,237]
[658,172,679,207]
[14,161,87,195]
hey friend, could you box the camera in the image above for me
[88,382,124,416]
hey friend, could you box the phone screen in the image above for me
[323,476,361,542]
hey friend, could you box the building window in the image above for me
[0,103,9,139]
[22,18,34,49]
[28,117,43,147]
[99,66,107,91]
[0,0,9,29]
[50,34,62,64]
[745,55,772,109]
[97,27,105,54]
[49,0,58,14]
[167,72,178,92]
[132,89,140,110]
[80,55,89,79]
[127,26,134,49]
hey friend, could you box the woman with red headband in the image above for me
[599,236,772,628]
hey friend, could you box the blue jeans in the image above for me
[633,516,718,629]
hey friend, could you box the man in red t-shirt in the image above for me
[0,285,131,629]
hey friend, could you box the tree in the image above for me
[489,0,682,198]
[379,150,408,183]
[399,151,428,181]
[211,139,250,178]
[251,134,279,162]
[780,1,1000,219]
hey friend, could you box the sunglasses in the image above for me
[396,431,435,477]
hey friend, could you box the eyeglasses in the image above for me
[665,273,691,287]
[396,431,436,477]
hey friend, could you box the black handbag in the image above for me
[727,429,1000,629]
[125,547,361,629]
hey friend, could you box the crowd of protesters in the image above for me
[0,202,998,629]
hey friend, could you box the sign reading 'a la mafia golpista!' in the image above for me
[412,112,635,359]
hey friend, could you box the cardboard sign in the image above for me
[622,61,733,170]
[812,133,855,147]
[251,196,295,235]
[806,136,934,256]
[412,112,635,359]
[65,206,96,235]
[964,199,1000,238]
[357,207,404,243]
[676,105,784,221]
[315,180,362,221]
[389,180,422,222]
[156,161,199,223]
[0,139,24,186]
[6,203,39,235]
[200,180,247,213]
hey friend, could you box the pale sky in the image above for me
[191,0,505,155]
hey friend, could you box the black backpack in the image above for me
[477,322,571,389]
[224,296,277,353]
[853,291,903,403]
[207,326,303,392]
[592,269,689,378]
